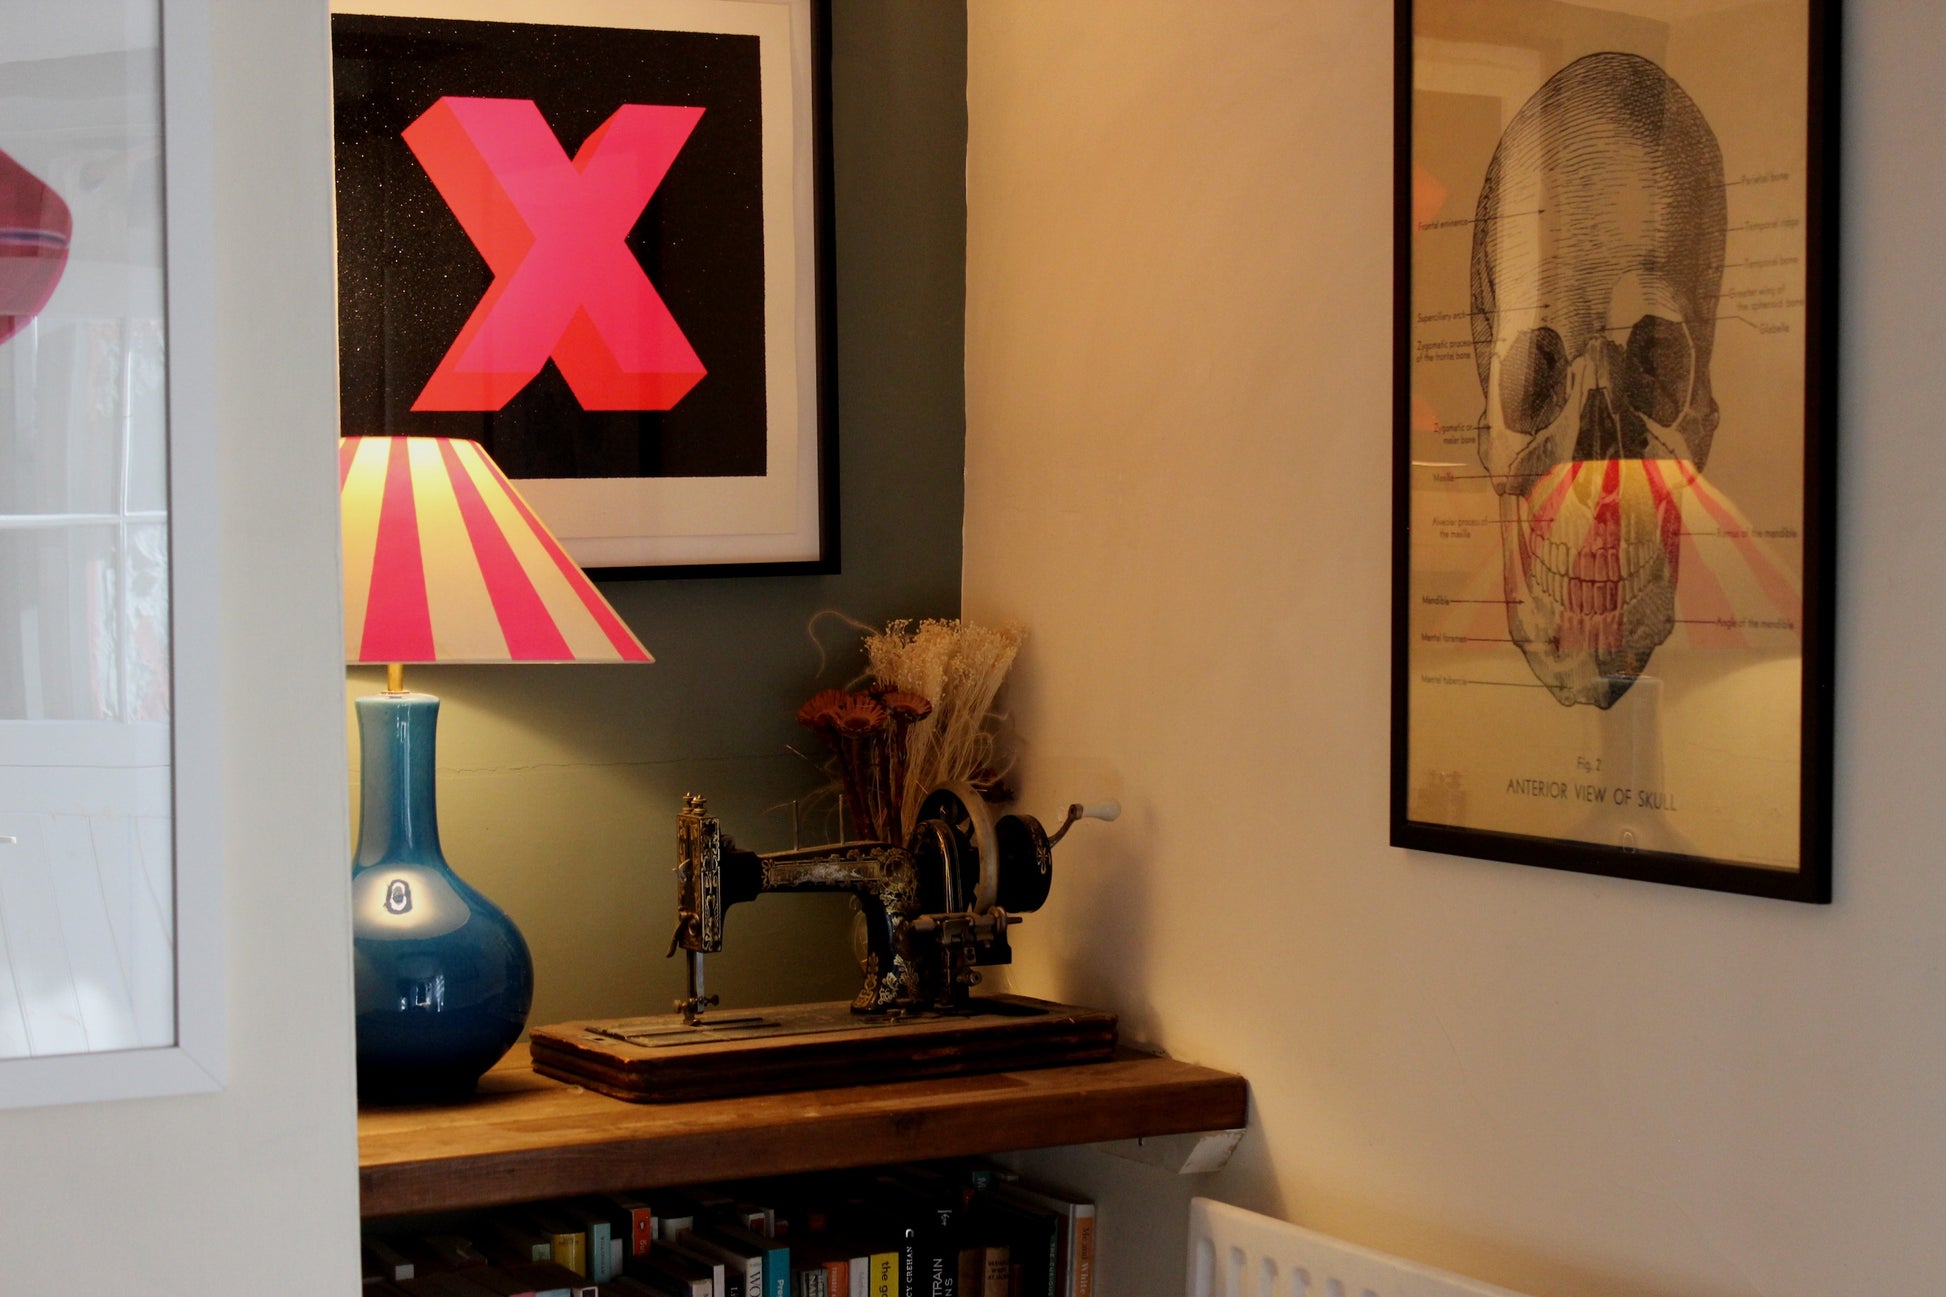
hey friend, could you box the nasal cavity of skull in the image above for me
[1571,317,1690,462]
[1573,359,1651,463]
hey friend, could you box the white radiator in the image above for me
[1187,1199,1534,1297]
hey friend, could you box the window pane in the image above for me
[0,0,172,1064]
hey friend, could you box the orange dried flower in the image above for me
[829,692,887,736]
[796,688,850,730]
[880,691,933,723]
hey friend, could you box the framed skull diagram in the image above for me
[1391,0,1839,900]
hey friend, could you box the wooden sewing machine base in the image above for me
[527,993,1118,1103]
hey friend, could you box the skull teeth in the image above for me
[1524,532,1664,620]
[1557,609,1626,653]
[1499,459,1694,700]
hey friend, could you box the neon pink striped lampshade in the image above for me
[340,436,652,664]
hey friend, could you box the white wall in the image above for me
[966,4,1945,1295]
[0,1,361,1292]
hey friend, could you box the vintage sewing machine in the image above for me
[528,784,1121,1101]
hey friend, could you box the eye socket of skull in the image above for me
[1498,325,1569,435]
[1618,314,1694,429]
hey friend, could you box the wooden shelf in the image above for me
[359,1043,1249,1218]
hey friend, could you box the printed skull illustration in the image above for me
[1469,53,1726,708]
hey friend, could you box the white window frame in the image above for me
[0,0,222,1109]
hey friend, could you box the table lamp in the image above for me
[340,435,651,1102]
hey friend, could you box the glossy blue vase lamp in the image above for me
[340,436,654,1103]
[351,690,532,1103]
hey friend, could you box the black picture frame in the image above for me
[331,0,837,579]
[1391,0,1839,900]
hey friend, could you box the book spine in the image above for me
[363,1238,416,1283]
[667,1239,730,1297]
[996,1184,1089,1297]
[630,1208,658,1256]
[525,1210,591,1281]
[977,1201,1054,1297]
[555,1233,585,1278]
[587,1220,615,1283]
[922,1237,950,1297]
[989,1185,1093,1297]
[936,1210,962,1297]
[1069,1216,1092,1297]
[655,1196,700,1244]
[980,1249,1008,1297]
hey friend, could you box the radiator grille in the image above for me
[1187,1199,1533,1297]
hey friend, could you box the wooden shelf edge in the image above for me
[360,1045,1248,1218]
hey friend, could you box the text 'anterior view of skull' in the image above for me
[1470,52,1725,709]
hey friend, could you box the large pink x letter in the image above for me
[403,97,707,412]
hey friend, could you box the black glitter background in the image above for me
[332,14,766,479]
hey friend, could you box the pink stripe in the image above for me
[1672,530,1748,649]
[438,439,573,660]
[1642,464,1741,648]
[360,438,436,662]
[1527,462,1581,541]
[478,454,651,662]
[339,437,359,491]
[1643,459,1681,565]
[1673,461,1804,628]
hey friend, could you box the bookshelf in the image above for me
[359,1044,1248,1218]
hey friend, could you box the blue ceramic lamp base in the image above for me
[351,690,533,1105]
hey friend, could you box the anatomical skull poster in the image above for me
[1392,0,1837,899]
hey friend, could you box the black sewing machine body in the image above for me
[670,784,1071,1019]
[525,785,1119,1101]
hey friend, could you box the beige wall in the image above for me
[968,3,1945,1295]
[0,0,363,1292]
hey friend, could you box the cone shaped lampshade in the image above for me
[340,434,652,666]
[339,435,649,1102]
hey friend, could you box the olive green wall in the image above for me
[348,1,970,1030]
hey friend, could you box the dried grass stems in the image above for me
[866,618,1024,835]
[796,618,1025,842]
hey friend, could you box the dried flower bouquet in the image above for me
[796,618,1024,842]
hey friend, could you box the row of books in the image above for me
[362,1162,1095,1297]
